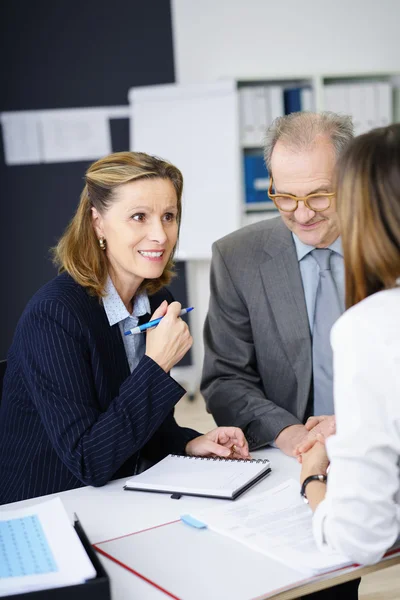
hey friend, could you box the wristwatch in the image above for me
[300,474,327,504]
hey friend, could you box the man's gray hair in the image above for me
[264,111,354,173]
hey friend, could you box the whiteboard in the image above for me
[129,81,241,260]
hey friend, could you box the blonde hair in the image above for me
[335,124,400,309]
[264,111,354,173]
[53,151,183,297]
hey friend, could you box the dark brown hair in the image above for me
[53,151,183,297]
[336,123,400,309]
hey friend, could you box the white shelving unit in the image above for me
[237,72,400,227]
[128,73,400,397]
[237,76,316,228]
[129,71,400,255]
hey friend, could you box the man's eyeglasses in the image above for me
[268,177,335,212]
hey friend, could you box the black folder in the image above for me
[4,518,110,600]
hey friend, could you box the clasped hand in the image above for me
[295,414,336,459]
[275,415,336,458]
[185,427,251,460]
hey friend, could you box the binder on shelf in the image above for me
[284,87,302,114]
[3,518,110,600]
[239,87,258,147]
[267,85,285,121]
[253,86,269,146]
[243,154,271,204]
[359,83,376,133]
[348,84,364,135]
[300,87,314,112]
[375,81,393,127]
[324,83,350,115]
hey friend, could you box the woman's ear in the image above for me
[91,206,103,239]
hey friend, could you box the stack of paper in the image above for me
[181,479,352,576]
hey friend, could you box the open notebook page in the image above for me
[125,454,271,499]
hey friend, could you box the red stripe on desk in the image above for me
[93,519,180,545]
[95,544,181,600]
[93,520,182,599]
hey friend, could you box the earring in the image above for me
[99,237,106,251]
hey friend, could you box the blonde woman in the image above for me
[299,124,400,564]
[0,152,248,504]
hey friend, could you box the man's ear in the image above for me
[91,206,103,239]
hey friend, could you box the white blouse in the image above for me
[313,287,400,565]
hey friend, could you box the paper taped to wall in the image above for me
[1,106,129,166]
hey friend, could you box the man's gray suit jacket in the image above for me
[201,216,313,451]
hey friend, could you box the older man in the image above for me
[202,112,360,599]
[201,111,353,457]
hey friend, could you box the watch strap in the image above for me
[300,474,327,503]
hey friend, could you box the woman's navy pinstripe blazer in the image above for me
[0,272,198,504]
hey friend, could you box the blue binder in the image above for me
[243,154,271,204]
[284,88,302,114]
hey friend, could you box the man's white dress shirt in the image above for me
[313,287,400,564]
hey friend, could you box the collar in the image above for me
[292,233,343,262]
[102,276,150,327]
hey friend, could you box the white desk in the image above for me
[2,448,399,599]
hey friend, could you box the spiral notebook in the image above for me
[124,454,271,500]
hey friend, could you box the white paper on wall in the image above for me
[39,108,112,163]
[1,106,129,166]
[0,111,42,166]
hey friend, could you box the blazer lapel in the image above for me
[259,220,312,407]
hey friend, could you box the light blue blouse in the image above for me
[102,277,150,373]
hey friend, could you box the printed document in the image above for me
[184,479,352,575]
[0,497,96,596]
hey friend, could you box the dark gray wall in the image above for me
[0,1,186,359]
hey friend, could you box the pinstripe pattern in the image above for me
[0,272,198,504]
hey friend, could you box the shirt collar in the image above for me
[102,276,150,327]
[292,233,343,261]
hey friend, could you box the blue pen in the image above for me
[124,307,194,336]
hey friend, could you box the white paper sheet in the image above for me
[1,106,129,166]
[39,108,112,163]
[0,497,96,597]
[0,112,42,166]
[185,479,352,575]
[125,454,270,498]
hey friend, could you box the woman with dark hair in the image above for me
[0,151,249,504]
[299,124,400,564]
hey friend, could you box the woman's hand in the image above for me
[299,439,330,511]
[145,301,193,372]
[294,415,336,459]
[300,438,330,486]
[185,427,251,459]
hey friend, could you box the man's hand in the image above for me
[185,427,251,459]
[274,424,309,457]
[295,415,336,457]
